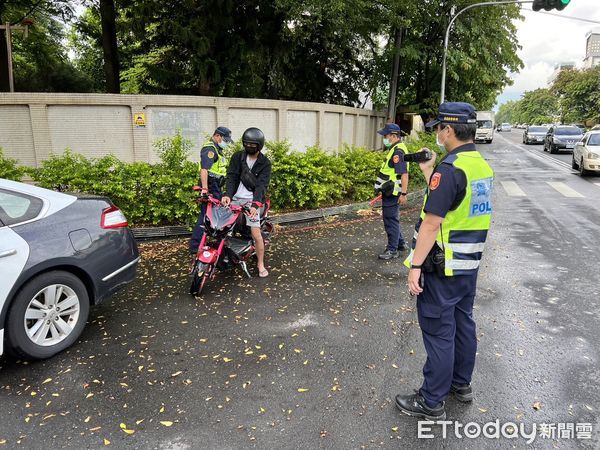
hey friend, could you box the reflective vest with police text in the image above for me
[404,150,494,276]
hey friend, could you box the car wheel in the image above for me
[6,271,90,360]
[572,154,578,170]
[580,158,589,177]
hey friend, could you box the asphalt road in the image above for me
[1,134,599,449]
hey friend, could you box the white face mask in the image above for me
[436,128,446,151]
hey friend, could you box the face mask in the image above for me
[218,140,229,150]
[383,138,391,148]
[244,145,259,155]
[436,129,446,151]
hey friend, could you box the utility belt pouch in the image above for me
[380,180,394,196]
[422,243,445,275]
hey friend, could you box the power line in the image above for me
[523,8,600,25]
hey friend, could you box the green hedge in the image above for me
[0,131,438,227]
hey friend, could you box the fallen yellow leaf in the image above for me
[136,419,144,425]
[84,416,91,423]
[171,371,182,377]
[223,357,233,363]
[42,378,52,384]
[121,428,135,435]
[297,388,309,393]
[159,406,165,413]
[391,426,399,432]
[160,421,174,427]
[532,401,542,411]
[103,438,110,445]
[258,354,268,360]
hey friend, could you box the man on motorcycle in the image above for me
[221,127,272,277]
[189,126,233,255]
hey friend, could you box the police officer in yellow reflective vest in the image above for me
[189,126,232,255]
[395,103,494,421]
[375,123,409,260]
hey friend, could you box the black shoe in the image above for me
[397,243,409,252]
[378,249,399,260]
[395,393,446,420]
[450,383,473,402]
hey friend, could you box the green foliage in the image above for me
[552,67,600,124]
[0,147,26,181]
[21,132,438,226]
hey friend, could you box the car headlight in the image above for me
[587,152,599,159]
[553,137,563,144]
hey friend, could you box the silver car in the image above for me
[572,131,600,176]
[0,179,140,359]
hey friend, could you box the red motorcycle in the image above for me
[190,187,274,296]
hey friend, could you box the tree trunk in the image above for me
[100,0,120,93]
[0,28,10,92]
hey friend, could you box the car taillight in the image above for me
[101,206,128,229]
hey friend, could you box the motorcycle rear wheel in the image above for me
[190,261,210,296]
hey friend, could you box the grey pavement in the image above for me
[1,131,599,449]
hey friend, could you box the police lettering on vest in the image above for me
[404,150,494,276]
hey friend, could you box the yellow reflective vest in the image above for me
[374,142,409,197]
[199,141,227,178]
[404,150,494,276]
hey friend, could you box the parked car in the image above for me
[572,131,600,176]
[0,179,140,359]
[571,123,586,131]
[501,123,512,132]
[591,124,600,131]
[523,125,549,145]
[543,125,584,154]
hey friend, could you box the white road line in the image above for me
[547,182,585,198]
[594,183,600,188]
[501,181,527,197]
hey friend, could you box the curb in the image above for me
[131,188,426,240]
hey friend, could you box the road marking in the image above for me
[501,181,526,197]
[547,182,585,198]
[594,183,600,188]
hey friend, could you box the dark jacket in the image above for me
[225,151,272,207]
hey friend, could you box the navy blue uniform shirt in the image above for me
[200,142,220,171]
[423,143,475,218]
[389,145,408,176]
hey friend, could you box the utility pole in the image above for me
[387,28,403,122]
[440,1,535,104]
[0,22,30,92]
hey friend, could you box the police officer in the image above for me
[189,126,233,255]
[395,102,494,420]
[375,123,409,260]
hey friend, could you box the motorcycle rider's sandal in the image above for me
[259,269,269,278]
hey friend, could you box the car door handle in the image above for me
[0,249,17,258]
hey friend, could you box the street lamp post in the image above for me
[440,1,534,104]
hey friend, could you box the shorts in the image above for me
[232,197,263,228]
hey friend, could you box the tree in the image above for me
[551,67,600,124]
[99,0,120,93]
[0,0,81,92]
[496,100,517,125]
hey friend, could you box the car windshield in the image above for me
[529,127,548,133]
[588,134,600,146]
[477,120,492,128]
[502,123,510,127]
[555,127,581,136]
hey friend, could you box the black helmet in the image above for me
[242,127,265,153]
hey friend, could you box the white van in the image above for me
[476,111,495,144]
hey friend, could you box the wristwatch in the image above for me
[400,192,408,196]
[410,264,422,269]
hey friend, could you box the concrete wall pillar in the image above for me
[278,108,287,142]
[28,104,52,164]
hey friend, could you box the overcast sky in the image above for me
[495,0,600,109]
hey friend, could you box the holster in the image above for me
[422,244,445,276]
[379,180,394,197]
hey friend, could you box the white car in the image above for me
[1,179,139,359]
[501,123,512,132]
[572,131,600,176]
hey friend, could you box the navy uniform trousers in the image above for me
[189,182,222,254]
[416,270,478,407]
[381,194,405,251]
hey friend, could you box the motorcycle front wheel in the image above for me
[190,261,210,296]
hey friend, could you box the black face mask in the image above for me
[244,145,259,155]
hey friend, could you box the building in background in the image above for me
[583,28,600,69]
[548,62,575,84]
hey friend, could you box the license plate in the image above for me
[566,144,574,149]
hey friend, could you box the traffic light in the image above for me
[532,0,571,11]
